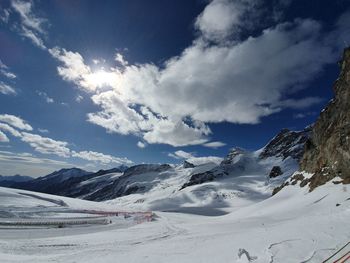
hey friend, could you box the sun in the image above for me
[86,70,119,88]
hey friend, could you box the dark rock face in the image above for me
[5,168,92,194]
[123,164,171,177]
[0,174,34,187]
[269,166,283,178]
[181,171,218,189]
[220,147,246,165]
[85,164,172,201]
[183,161,195,169]
[300,47,350,190]
[259,128,310,161]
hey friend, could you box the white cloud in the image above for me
[0,59,17,79]
[142,118,209,147]
[92,59,100,65]
[0,131,9,142]
[168,150,222,165]
[0,114,132,166]
[11,0,46,33]
[49,47,90,85]
[293,111,316,119]
[11,0,47,49]
[115,53,128,67]
[51,2,347,147]
[38,128,49,133]
[85,18,332,146]
[36,90,54,103]
[273,97,324,109]
[168,150,194,159]
[203,141,226,148]
[86,91,145,135]
[187,156,223,166]
[1,71,16,79]
[21,132,71,157]
[0,81,16,95]
[49,47,120,92]
[86,92,210,146]
[195,0,267,41]
[0,150,68,165]
[75,94,83,102]
[20,26,46,49]
[20,132,133,165]
[0,114,32,130]
[195,0,241,40]
[0,123,22,137]
[137,141,146,148]
[71,150,133,165]
[0,150,74,177]
[0,8,10,23]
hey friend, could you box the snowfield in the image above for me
[0,174,349,262]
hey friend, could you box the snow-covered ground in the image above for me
[0,173,349,262]
[103,154,298,214]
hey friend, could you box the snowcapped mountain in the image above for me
[4,126,310,214]
[258,127,311,160]
[180,127,310,193]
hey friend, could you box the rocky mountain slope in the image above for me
[6,168,92,194]
[3,127,309,212]
[295,47,350,191]
[182,128,309,190]
[272,47,350,195]
[259,127,311,160]
[0,174,33,187]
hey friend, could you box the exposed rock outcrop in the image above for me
[181,171,217,189]
[300,47,350,190]
[259,128,310,161]
[183,161,195,169]
[269,166,283,178]
[220,147,246,165]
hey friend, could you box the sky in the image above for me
[0,0,349,177]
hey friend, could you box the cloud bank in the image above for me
[4,0,350,148]
[168,150,223,166]
[0,114,132,166]
[48,1,350,147]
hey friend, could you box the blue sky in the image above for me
[0,0,349,177]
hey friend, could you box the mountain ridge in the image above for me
[2,126,308,206]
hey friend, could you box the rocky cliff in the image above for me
[259,128,310,161]
[299,47,350,190]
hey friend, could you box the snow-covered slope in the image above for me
[104,149,299,213]
[0,176,348,263]
[3,128,309,215]
[0,126,348,262]
[93,128,307,212]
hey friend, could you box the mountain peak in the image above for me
[259,127,311,161]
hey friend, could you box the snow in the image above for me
[78,172,123,188]
[101,152,298,214]
[0,170,349,263]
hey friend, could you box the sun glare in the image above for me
[87,70,118,88]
